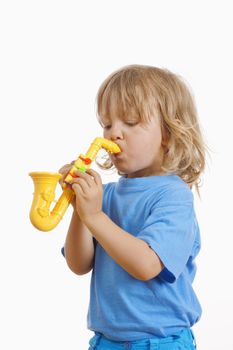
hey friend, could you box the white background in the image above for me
[1,1,232,349]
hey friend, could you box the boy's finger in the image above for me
[73,169,95,187]
[86,169,102,186]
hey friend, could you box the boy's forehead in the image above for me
[99,87,160,122]
[100,94,127,116]
[100,106,139,122]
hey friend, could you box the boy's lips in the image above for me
[114,152,121,157]
[112,151,124,159]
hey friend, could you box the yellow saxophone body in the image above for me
[29,137,120,231]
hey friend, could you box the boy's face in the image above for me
[100,104,166,178]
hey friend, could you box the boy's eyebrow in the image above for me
[122,114,140,122]
[99,114,141,124]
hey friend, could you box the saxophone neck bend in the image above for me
[92,137,121,153]
[86,137,121,161]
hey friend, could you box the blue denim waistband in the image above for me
[89,328,196,350]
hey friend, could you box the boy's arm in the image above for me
[84,211,164,281]
[64,209,95,275]
[70,168,164,281]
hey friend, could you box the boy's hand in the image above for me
[58,161,76,208]
[69,169,103,223]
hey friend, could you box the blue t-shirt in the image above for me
[87,175,202,341]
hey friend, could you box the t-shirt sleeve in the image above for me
[137,188,196,283]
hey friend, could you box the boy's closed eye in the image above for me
[125,121,139,126]
[103,121,139,129]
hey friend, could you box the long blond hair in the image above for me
[96,64,207,191]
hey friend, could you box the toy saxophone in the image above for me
[29,137,121,231]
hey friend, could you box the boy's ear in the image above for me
[161,135,167,146]
[161,126,169,147]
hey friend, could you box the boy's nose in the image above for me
[109,126,123,141]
